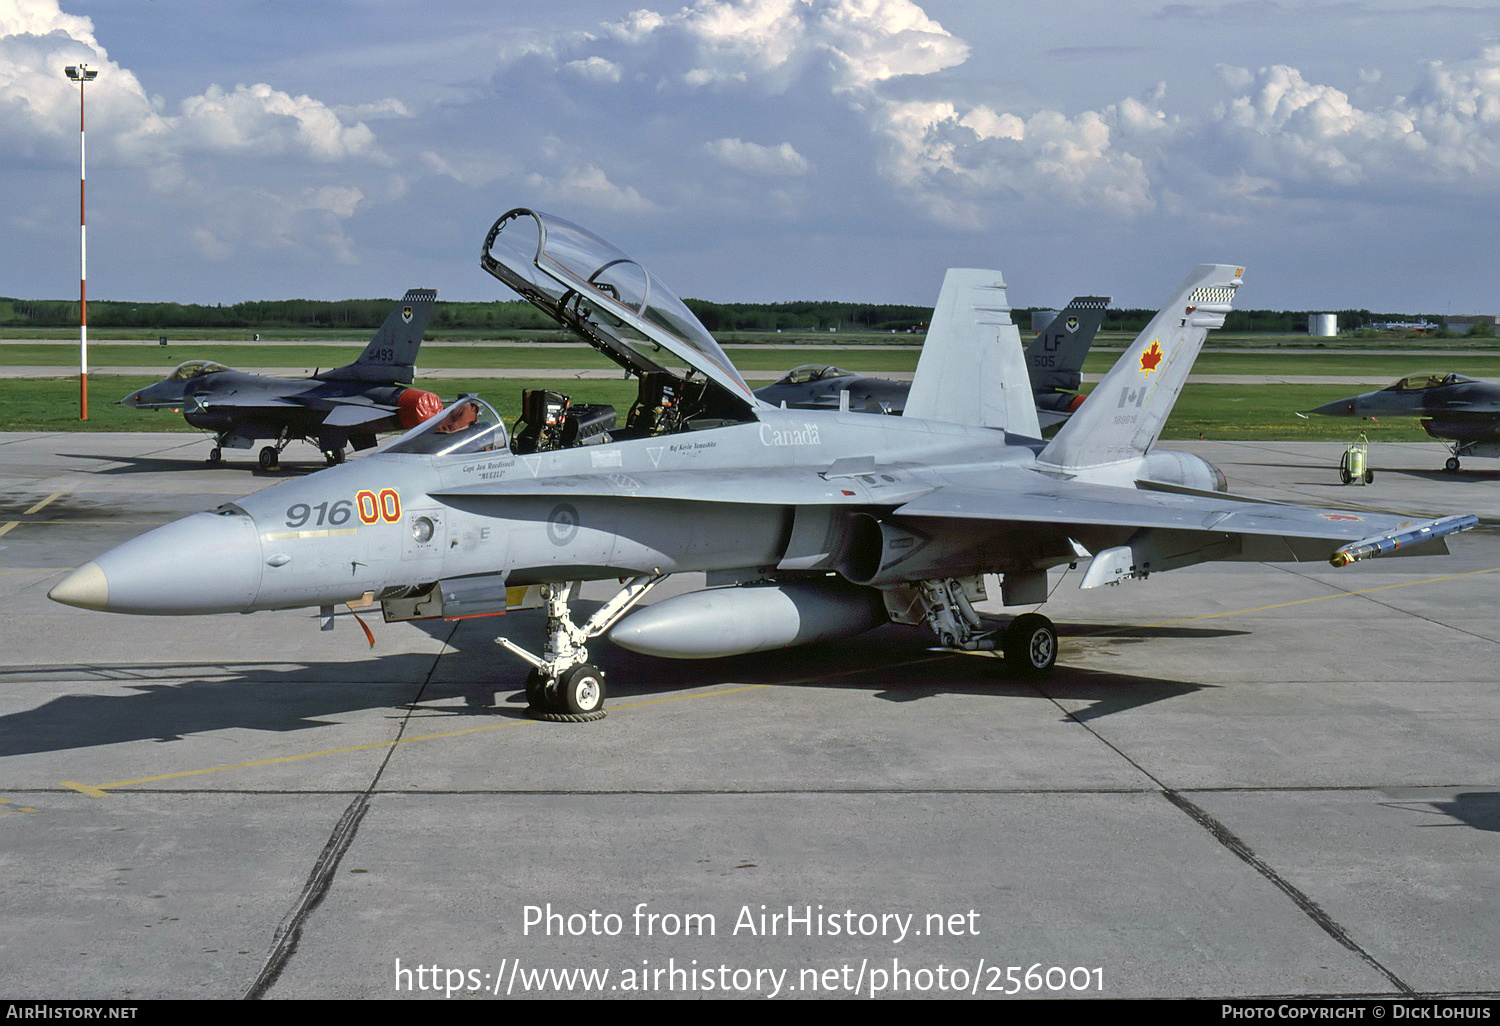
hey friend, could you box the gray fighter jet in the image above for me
[120,289,440,469]
[753,295,1109,429]
[51,210,1475,722]
[1306,372,1500,472]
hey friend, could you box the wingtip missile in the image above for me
[1329,514,1478,567]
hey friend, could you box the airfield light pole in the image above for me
[65,63,98,421]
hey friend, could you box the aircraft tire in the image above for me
[324,449,344,466]
[1445,457,1461,473]
[258,446,279,470]
[523,668,549,710]
[208,447,222,465]
[1003,613,1058,676]
[558,663,606,715]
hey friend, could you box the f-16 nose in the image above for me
[1305,396,1360,417]
[49,510,263,614]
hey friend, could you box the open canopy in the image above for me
[480,208,753,406]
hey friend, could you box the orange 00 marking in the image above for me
[379,488,401,523]
[355,490,379,524]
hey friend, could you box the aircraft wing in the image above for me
[322,404,395,428]
[893,468,1476,579]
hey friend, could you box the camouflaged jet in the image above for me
[753,295,1109,429]
[51,209,1476,722]
[1306,372,1500,472]
[120,289,442,469]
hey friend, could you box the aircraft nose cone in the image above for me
[49,511,263,614]
[1306,397,1360,417]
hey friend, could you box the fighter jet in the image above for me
[120,289,441,469]
[752,295,1109,429]
[51,209,1475,723]
[1306,372,1500,472]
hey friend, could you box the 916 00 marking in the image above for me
[285,489,401,528]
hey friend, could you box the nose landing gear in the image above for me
[498,575,666,722]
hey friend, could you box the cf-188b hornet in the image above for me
[53,210,1475,722]
[120,289,441,469]
[754,294,1108,429]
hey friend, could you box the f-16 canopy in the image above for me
[481,208,753,405]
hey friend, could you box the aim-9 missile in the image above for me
[1329,514,1478,567]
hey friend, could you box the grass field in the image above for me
[0,374,1436,443]
[8,340,1500,381]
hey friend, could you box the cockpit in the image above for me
[167,360,230,380]
[1383,372,1476,392]
[479,208,759,445]
[777,364,852,385]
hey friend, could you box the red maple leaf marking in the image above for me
[1139,340,1164,375]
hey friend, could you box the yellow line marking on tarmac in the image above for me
[0,522,18,538]
[60,781,111,798]
[58,683,769,796]
[0,797,39,814]
[24,491,66,515]
[1124,565,1500,630]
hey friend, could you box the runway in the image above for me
[1,432,1496,999]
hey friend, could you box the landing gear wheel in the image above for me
[207,447,222,465]
[1004,613,1058,676]
[559,663,605,714]
[523,668,548,710]
[324,449,344,466]
[258,446,279,470]
[525,663,608,722]
[1445,456,1461,473]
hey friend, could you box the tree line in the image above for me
[0,296,1453,335]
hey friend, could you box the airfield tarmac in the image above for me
[0,431,1496,1000]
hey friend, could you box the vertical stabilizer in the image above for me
[903,269,1042,438]
[320,288,438,384]
[1037,265,1243,472]
[1025,295,1110,394]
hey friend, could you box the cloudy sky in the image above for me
[5,0,1499,312]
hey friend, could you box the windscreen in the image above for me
[384,397,508,457]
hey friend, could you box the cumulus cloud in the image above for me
[704,137,811,175]
[524,163,656,212]
[1206,51,1500,195]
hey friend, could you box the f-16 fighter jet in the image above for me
[120,289,441,469]
[53,210,1475,723]
[1306,372,1500,472]
[754,295,1109,429]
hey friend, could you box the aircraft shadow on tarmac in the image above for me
[1380,792,1500,833]
[56,451,325,477]
[0,614,1237,759]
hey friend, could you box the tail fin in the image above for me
[903,269,1042,439]
[1025,295,1110,394]
[319,288,437,384]
[1037,265,1243,472]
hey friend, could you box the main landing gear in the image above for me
[497,575,666,722]
[914,578,1058,676]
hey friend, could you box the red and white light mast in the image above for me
[64,62,97,420]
